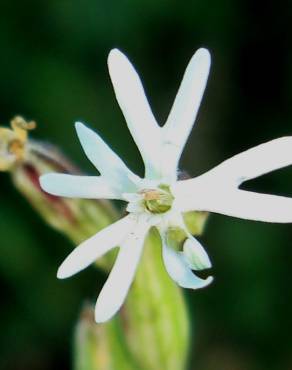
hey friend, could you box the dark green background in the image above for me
[0,1,292,369]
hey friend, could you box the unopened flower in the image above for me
[41,48,292,323]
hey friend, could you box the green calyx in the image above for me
[143,184,174,214]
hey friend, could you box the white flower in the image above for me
[40,48,292,323]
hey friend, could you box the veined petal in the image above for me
[94,219,150,323]
[75,121,140,193]
[108,49,162,179]
[162,243,213,289]
[161,48,211,181]
[57,215,136,279]
[40,174,121,199]
[206,136,292,185]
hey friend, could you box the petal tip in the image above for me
[193,275,213,290]
[39,174,49,191]
[57,260,74,279]
[39,173,59,195]
[190,48,211,70]
[205,275,214,285]
[197,47,210,56]
[108,48,127,69]
[75,121,86,132]
[205,260,212,269]
[94,304,111,323]
[75,121,94,145]
[196,47,211,60]
[108,48,123,59]
[57,267,68,280]
[195,275,214,289]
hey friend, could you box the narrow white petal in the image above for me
[108,49,162,179]
[207,136,292,185]
[75,121,140,192]
[183,236,212,270]
[95,220,149,323]
[175,179,292,223]
[173,136,292,220]
[162,243,213,289]
[161,48,211,181]
[40,174,121,199]
[201,190,292,223]
[57,215,136,279]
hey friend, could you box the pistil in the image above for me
[141,185,174,214]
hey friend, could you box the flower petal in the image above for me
[75,121,140,193]
[161,48,211,181]
[202,190,292,223]
[94,219,150,323]
[57,215,136,279]
[173,136,292,222]
[207,136,292,185]
[108,49,162,179]
[40,174,121,199]
[162,242,213,289]
[175,179,292,223]
[183,236,212,270]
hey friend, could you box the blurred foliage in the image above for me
[0,1,292,369]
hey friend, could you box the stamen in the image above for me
[11,116,36,132]
[0,116,36,171]
[140,189,161,201]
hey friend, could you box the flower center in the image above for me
[141,184,174,214]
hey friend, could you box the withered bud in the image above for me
[1,117,117,270]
